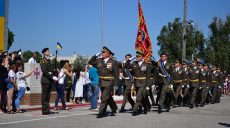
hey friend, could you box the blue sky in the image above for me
[9,0,230,60]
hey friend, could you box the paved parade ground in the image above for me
[0,96,230,128]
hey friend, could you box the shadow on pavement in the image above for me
[218,122,230,127]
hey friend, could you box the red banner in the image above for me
[135,0,152,62]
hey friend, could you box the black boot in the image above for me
[189,104,194,109]
[110,110,116,116]
[96,113,106,118]
[158,105,162,114]
[132,111,139,116]
[119,107,125,113]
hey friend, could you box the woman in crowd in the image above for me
[74,66,84,104]
[7,63,17,114]
[54,62,73,110]
[87,63,99,111]
[15,64,34,113]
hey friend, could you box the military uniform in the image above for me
[119,62,135,112]
[125,59,151,116]
[152,59,172,112]
[188,66,201,108]
[40,56,55,115]
[147,64,156,106]
[89,47,119,118]
[199,68,209,106]
[182,66,190,106]
[209,70,221,103]
[171,66,184,106]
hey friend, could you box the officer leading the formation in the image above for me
[89,46,119,118]
[40,48,58,115]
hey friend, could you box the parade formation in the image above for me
[0,1,229,124]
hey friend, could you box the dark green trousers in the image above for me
[41,83,52,114]
[159,85,171,107]
[190,83,199,105]
[133,86,146,112]
[211,84,218,103]
[200,85,209,104]
[121,80,135,108]
[99,86,118,114]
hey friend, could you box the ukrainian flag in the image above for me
[56,42,62,50]
[0,0,8,51]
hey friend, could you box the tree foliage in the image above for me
[157,18,205,62]
[8,29,15,50]
[205,16,230,72]
[22,50,42,63]
[73,55,90,69]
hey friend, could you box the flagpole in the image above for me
[100,0,104,50]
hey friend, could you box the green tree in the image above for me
[157,18,205,62]
[8,29,15,50]
[22,50,42,63]
[73,55,90,69]
[205,16,230,72]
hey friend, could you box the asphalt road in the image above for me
[0,96,230,128]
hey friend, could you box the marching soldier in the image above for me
[199,63,210,107]
[171,60,184,107]
[119,54,135,113]
[40,48,58,115]
[188,59,201,109]
[151,52,172,113]
[147,63,156,107]
[209,65,222,104]
[216,67,224,103]
[182,61,190,106]
[125,51,151,116]
[89,46,119,118]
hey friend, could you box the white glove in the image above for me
[169,84,173,89]
[218,86,222,89]
[182,85,184,88]
[53,76,58,81]
[146,87,150,90]
[187,85,190,88]
[129,56,136,61]
[199,87,202,89]
[95,52,102,57]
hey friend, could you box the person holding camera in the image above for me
[15,64,34,113]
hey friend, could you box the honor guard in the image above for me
[151,52,172,113]
[89,46,119,118]
[209,65,221,104]
[182,61,190,106]
[188,59,201,109]
[125,51,151,116]
[119,54,135,113]
[171,59,184,107]
[40,48,58,115]
[199,63,210,107]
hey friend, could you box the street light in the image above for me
[182,20,193,61]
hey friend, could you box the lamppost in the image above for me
[182,0,193,61]
[182,0,187,62]
[101,0,104,49]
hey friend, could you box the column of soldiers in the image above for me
[88,47,225,118]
